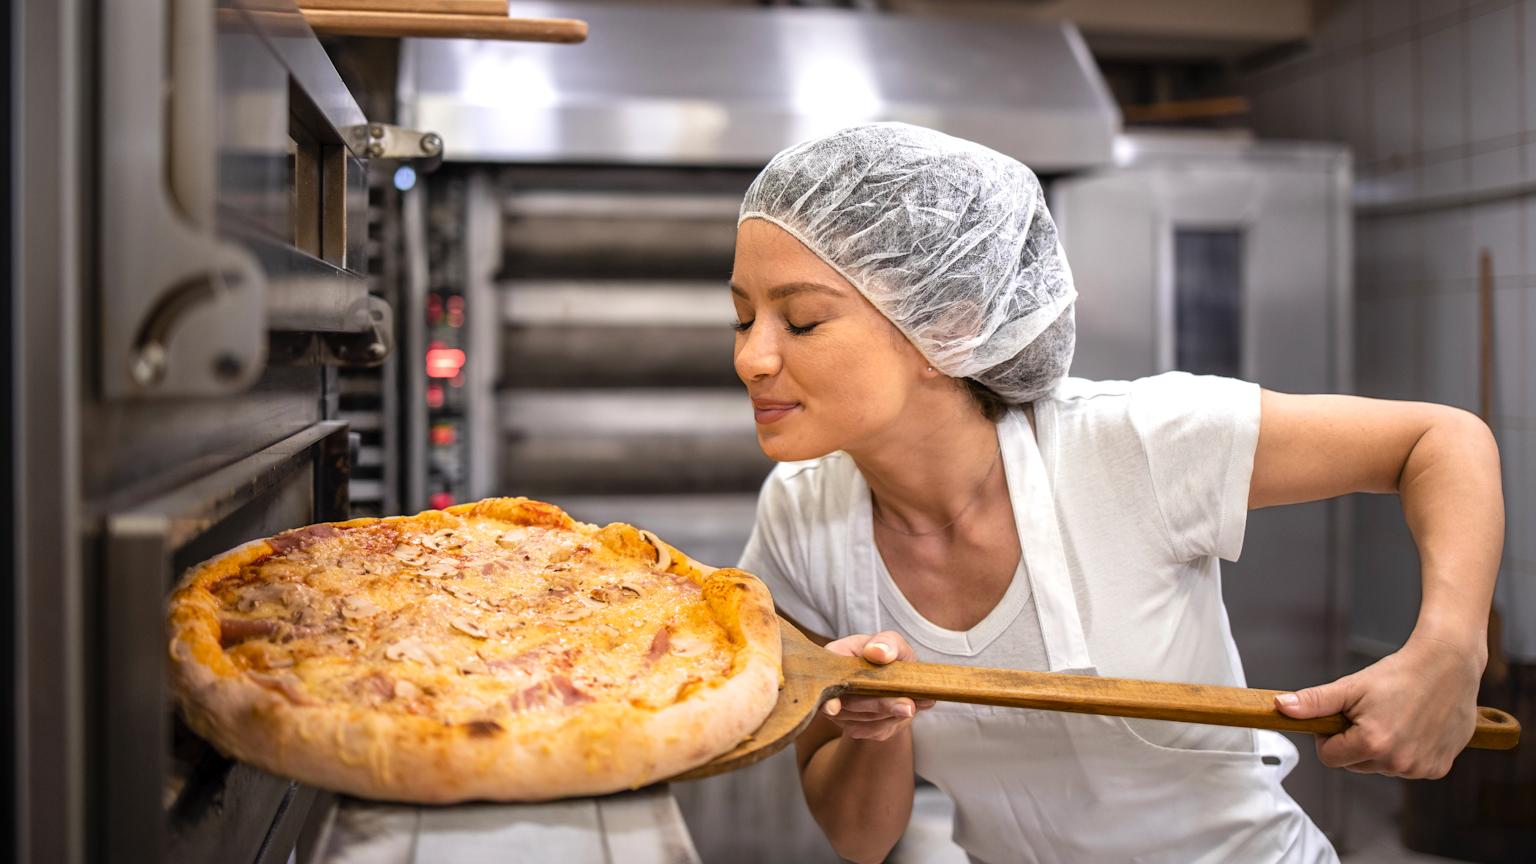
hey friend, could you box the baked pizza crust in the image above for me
[166,498,781,803]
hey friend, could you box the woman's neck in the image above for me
[846,392,1006,534]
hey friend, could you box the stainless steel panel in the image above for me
[16,1,86,859]
[503,326,739,389]
[502,195,739,279]
[314,786,700,864]
[410,3,1119,170]
[502,278,738,387]
[466,176,501,501]
[500,390,770,495]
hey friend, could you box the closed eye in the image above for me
[732,319,753,333]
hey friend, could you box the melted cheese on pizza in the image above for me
[207,516,735,735]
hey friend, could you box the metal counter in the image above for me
[313,786,700,864]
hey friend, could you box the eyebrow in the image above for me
[728,280,845,301]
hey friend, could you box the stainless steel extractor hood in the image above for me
[407,2,1120,171]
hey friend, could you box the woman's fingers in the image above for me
[835,696,917,718]
[862,631,919,663]
[818,633,932,736]
[841,717,909,742]
[823,634,873,658]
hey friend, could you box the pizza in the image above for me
[165,497,781,802]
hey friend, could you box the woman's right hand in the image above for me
[820,631,935,741]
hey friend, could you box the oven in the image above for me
[10,2,423,861]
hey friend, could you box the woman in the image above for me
[730,123,1501,863]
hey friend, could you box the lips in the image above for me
[751,399,800,426]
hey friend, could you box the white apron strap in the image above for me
[1003,411,1095,674]
[847,483,884,637]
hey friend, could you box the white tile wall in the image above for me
[1523,1,1536,133]
[1492,286,1527,416]
[1375,216,1423,285]
[1498,561,1536,658]
[1357,296,1426,400]
[1318,0,1368,54]
[1422,290,1480,411]
[1470,198,1523,276]
[1420,0,1469,26]
[1470,145,1523,191]
[1248,0,1536,661]
[1334,56,1374,162]
[1470,4,1523,143]
[1519,196,1536,272]
[1419,22,1468,154]
[1371,43,1416,162]
[1525,284,1536,411]
[1495,427,1532,566]
[1370,0,1418,38]
[1418,207,1473,282]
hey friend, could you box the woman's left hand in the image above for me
[1273,634,1485,779]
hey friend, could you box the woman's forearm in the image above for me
[1399,407,1502,662]
[796,712,916,864]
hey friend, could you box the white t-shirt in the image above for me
[740,371,1271,755]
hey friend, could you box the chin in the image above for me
[755,426,836,463]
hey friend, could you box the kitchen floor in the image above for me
[1338,774,1462,863]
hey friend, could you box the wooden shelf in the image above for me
[299,0,509,15]
[300,8,587,43]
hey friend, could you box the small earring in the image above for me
[926,366,935,372]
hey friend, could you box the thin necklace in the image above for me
[871,446,1002,537]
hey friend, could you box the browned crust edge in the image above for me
[166,497,781,803]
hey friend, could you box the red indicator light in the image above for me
[426,347,466,378]
[429,492,455,510]
[431,425,457,445]
[426,384,445,409]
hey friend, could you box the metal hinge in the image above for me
[349,123,445,173]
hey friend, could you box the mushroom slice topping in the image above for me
[419,560,458,579]
[638,530,672,571]
[384,637,434,664]
[495,530,523,550]
[443,584,480,604]
[423,529,467,551]
[391,544,426,564]
[450,616,490,639]
[340,595,381,620]
[550,606,590,623]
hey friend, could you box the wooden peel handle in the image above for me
[300,9,588,42]
[837,657,1521,751]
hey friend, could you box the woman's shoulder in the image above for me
[1035,372,1260,451]
[1043,372,1257,417]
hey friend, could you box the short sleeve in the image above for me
[1127,372,1261,563]
[737,466,837,636]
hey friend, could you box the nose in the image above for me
[733,321,782,383]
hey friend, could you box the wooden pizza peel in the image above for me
[670,615,1522,781]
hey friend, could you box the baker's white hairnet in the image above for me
[739,122,1076,404]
